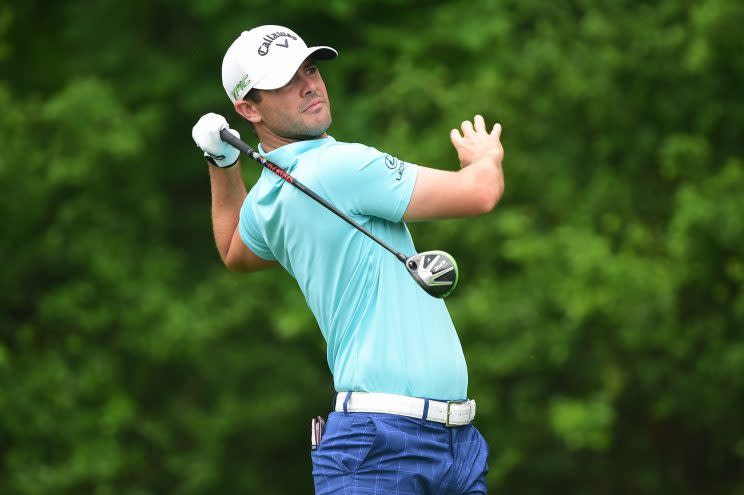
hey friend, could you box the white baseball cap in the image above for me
[221,25,337,103]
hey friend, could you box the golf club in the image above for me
[219,129,459,298]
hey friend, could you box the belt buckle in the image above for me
[445,400,470,427]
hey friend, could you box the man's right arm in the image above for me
[403,115,504,221]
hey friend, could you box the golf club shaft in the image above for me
[220,129,408,262]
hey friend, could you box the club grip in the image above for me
[220,128,256,157]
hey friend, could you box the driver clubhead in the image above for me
[405,250,459,298]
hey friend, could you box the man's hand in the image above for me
[403,115,505,221]
[449,115,503,169]
[192,113,241,168]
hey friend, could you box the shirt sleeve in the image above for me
[317,143,418,222]
[238,190,276,261]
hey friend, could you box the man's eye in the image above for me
[306,66,317,75]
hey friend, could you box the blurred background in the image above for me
[1,0,743,493]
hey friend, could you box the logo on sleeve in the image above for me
[383,155,407,181]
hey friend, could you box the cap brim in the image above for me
[310,46,337,61]
[253,46,338,91]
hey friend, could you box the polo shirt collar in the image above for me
[258,136,336,168]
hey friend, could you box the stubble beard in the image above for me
[286,109,332,140]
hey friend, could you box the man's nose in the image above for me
[299,74,317,96]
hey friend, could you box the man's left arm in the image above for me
[194,112,277,272]
[208,163,276,272]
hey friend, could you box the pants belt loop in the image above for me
[342,391,352,414]
[420,398,430,424]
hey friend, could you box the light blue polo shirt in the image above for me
[239,136,468,400]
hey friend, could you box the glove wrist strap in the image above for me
[206,156,238,168]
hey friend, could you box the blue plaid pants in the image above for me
[311,411,489,494]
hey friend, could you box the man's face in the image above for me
[251,59,332,140]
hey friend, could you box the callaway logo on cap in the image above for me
[221,25,338,103]
[257,31,297,56]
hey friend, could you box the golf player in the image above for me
[192,25,504,494]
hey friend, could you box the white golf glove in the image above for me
[192,113,241,168]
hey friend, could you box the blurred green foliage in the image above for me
[1,1,743,493]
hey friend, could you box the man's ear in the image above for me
[235,100,261,124]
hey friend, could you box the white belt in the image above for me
[334,392,476,427]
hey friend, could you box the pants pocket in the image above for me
[312,412,378,475]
